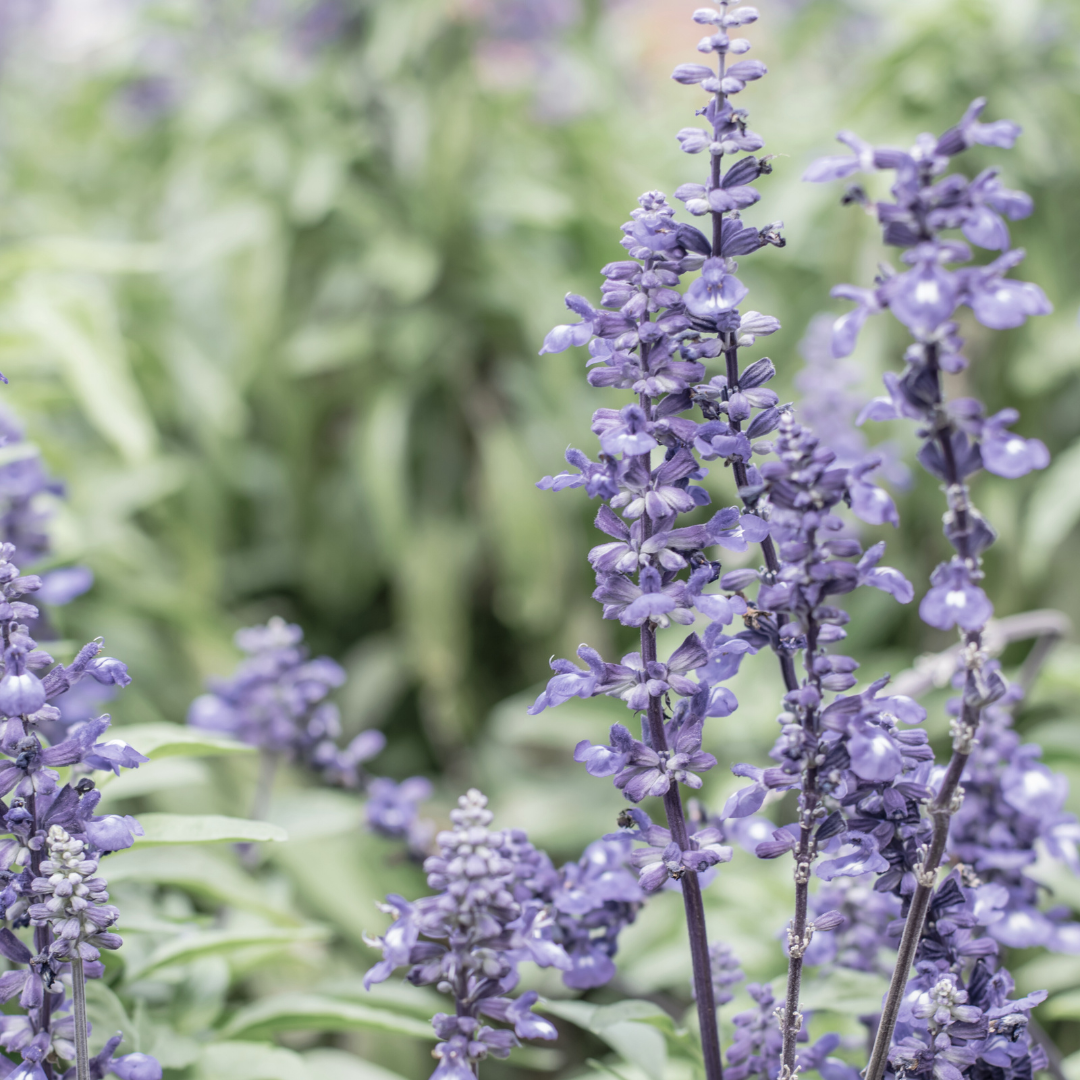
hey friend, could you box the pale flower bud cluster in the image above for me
[28,825,122,962]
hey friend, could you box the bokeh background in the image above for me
[1,1,1080,1078]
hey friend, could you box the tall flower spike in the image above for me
[0,543,158,1080]
[365,790,568,1079]
[534,1,809,1072]
[806,102,1052,1080]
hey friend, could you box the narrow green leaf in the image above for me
[597,1023,667,1080]
[217,993,436,1041]
[538,999,598,1030]
[193,1041,309,1080]
[127,926,329,980]
[104,847,302,926]
[115,723,254,760]
[589,1001,670,1029]
[133,814,287,846]
[302,1049,413,1080]
[97,758,210,807]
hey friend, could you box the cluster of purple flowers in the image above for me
[365,790,645,1076]
[188,616,439,858]
[188,616,385,787]
[948,669,1080,953]
[519,0,1072,1074]
[887,874,1048,1080]
[0,542,160,1080]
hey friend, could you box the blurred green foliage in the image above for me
[1,0,1080,1078]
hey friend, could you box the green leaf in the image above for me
[319,977,446,1020]
[537,999,600,1030]
[104,847,303,926]
[599,1023,667,1080]
[1023,439,1080,576]
[539,998,670,1033]
[216,993,436,1041]
[1060,1049,1080,1080]
[115,723,255,760]
[800,968,890,1015]
[84,979,139,1055]
[590,1001,670,1029]
[97,758,210,807]
[133,814,287,846]
[1044,989,1080,1020]
[193,1041,309,1080]
[538,1000,669,1080]
[302,1049,413,1080]
[127,926,330,980]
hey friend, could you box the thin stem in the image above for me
[238,749,279,868]
[641,620,724,1080]
[635,402,722,1080]
[72,957,90,1080]
[865,741,971,1080]
[779,609,823,1072]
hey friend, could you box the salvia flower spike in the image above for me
[806,98,1053,1080]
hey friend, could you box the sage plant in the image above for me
[806,99,1054,1080]
[0,542,159,1080]
[364,790,643,1077]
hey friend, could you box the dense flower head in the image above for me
[545,837,643,989]
[188,615,383,786]
[365,790,566,1076]
[885,875,1048,1080]
[28,825,121,964]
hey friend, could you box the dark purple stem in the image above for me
[641,619,724,1080]
[637,389,723,1080]
[707,55,803,1068]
